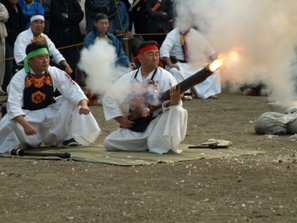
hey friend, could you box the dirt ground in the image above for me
[0,88,296,223]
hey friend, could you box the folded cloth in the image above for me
[202,139,233,147]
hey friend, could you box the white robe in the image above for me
[0,66,101,153]
[160,27,221,99]
[102,67,188,154]
[14,28,65,65]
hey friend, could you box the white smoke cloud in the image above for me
[78,39,131,97]
[174,0,297,100]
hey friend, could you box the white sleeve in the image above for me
[14,34,27,64]
[160,31,176,58]
[50,67,86,105]
[6,70,27,119]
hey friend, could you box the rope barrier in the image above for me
[0,32,168,63]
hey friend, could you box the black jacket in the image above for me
[0,0,26,45]
[85,0,117,20]
[129,0,148,33]
[145,0,173,33]
[49,0,83,47]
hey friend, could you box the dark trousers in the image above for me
[2,43,17,92]
[59,31,83,81]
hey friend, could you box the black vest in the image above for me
[22,73,54,111]
[128,68,159,132]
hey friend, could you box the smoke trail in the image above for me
[78,39,131,97]
[175,0,297,100]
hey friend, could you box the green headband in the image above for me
[24,48,49,73]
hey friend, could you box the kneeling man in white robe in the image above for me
[103,41,188,154]
[0,42,101,153]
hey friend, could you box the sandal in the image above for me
[63,138,82,147]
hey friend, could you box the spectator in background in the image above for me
[77,0,87,36]
[14,14,72,75]
[129,0,148,35]
[112,0,129,46]
[18,0,44,29]
[36,0,51,35]
[0,2,9,94]
[85,0,117,33]
[1,0,26,93]
[169,0,176,29]
[83,13,135,106]
[76,0,87,86]
[119,0,132,32]
[144,0,173,46]
[124,0,147,59]
[49,0,83,81]
[120,0,130,10]
[84,13,135,68]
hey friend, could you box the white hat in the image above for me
[30,15,45,22]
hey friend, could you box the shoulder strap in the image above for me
[133,69,139,79]
[150,68,157,81]
[134,68,157,81]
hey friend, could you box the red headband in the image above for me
[139,45,158,54]
[133,47,163,67]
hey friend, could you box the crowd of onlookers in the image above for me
[0,0,178,93]
[0,0,224,99]
[0,0,269,156]
[0,0,224,155]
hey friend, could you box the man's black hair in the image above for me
[137,41,159,53]
[26,41,49,55]
[95,13,108,22]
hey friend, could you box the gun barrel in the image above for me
[188,145,228,149]
[160,65,213,102]
[128,62,217,122]
[9,148,71,159]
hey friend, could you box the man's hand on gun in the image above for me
[115,116,135,129]
[168,85,182,106]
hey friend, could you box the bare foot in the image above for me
[208,95,218,99]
